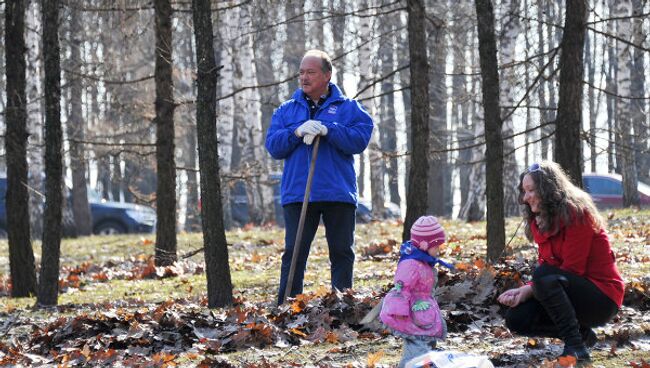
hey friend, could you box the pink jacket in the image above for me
[380,258,446,337]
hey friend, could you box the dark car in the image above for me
[582,173,650,208]
[230,174,401,226]
[85,188,156,235]
[0,177,156,237]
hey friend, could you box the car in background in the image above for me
[85,188,156,235]
[582,173,650,208]
[230,174,401,227]
[356,198,402,223]
[0,177,156,237]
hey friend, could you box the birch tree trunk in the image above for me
[356,0,384,217]
[378,10,400,206]
[26,1,44,239]
[217,8,235,228]
[154,0,177,266]
[498,0,522,216]
[403,0,430,241]
[536,0,550,160]
[475,0,505,262]
[232,4,273,224]
[284,0,305,93]
[586,29,598,172]
[5,0,37,297]
[38,0,63,307]
[614,0,639,206]
[330,0,347,91]
[606,0,618,172]
[66,1,92,236]
[453,1,472,211]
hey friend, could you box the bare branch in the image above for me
[63,68,154,85]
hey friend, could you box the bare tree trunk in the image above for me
[5,0,37,297]
[26,1,44,240]
[403,0,430,242]
[426,0,448,217]
[614,0,639,206]
[356,0,384,217]
[38,0,63,306]
[330,0,347,91]
[217,12,234,229]
[154,0,177,266]
[606,0,618,173]
[631,0,648,183]
[462,29,487,222]
[542,1,559,160]
[475,0,505,262]
[553,0,587,185]
[585,30,598,172]
[232,3,272,224]
[378,11,400,206]
[498,0,522,217]
[523,0,532,167]
[536,0,550,160]
[284,0,305,92]
[453,1,471,212]
[192,0,233,308]
[67,1,92,236]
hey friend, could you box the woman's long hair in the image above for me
[518,161,605,240]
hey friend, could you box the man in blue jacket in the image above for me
[266,49,374,305]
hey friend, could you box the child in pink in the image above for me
[380,216,453,367]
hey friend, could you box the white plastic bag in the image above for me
[405,350,495,368]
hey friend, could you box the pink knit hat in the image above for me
[410,215,445,251]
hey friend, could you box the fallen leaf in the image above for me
[367,350,384,368]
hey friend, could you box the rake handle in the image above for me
[281,136,321,305]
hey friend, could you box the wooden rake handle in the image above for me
[280,136,321,305]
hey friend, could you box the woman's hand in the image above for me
[497,285,533,308]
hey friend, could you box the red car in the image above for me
[582,173,650,208]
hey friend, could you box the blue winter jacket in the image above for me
[265,83,374,206]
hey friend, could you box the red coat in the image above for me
[530,214,625,307]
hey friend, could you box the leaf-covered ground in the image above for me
[1,209,649,367]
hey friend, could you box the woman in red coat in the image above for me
[497,161,624,362]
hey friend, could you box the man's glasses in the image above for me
[528,163,543,173]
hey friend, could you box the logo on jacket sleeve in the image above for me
[327,105,338,115]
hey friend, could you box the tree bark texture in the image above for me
[403,0,430,242]
[426,2,448,217]
[553,0,587,186]
[192,0,234,308]
[5,0,37,297]
[38,0,63,306]
[613,0,639,206]
[154,0,177,266]
[631,0,648,184]
[67,2,92,236]
[475,0,506,262]
[378,11,400,206]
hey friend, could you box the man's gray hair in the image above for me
[303,49,332,74]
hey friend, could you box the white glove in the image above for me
[317,122,328,136]
[303,134,317,145]
[295,120,322,137]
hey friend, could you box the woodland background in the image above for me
[1,0,648,233]
[0,0,649,365]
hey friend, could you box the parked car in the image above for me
[230,175,401,226]
[582,173,650,208]
[85,188,156,235]
[0,177,156,237]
